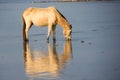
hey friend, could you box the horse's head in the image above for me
[63,25,72,40]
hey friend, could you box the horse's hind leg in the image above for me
[47,24,52,41]
[25,21,32,41]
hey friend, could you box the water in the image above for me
[0,1,120,80]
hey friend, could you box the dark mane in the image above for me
[56,9,72,29]
[56,9,68,22]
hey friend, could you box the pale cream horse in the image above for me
[22,6,72,41]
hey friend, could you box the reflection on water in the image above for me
[23,41,72,79]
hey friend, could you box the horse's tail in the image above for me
[22,16,26,40]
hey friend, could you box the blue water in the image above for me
[0,2,120,80]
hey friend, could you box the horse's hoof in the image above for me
[46,38,49,43]
[53,38,56,41]
[23,39,29,41]
[25,39,29,41]
[66,38,71,41]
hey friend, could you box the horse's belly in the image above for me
[32,18,48,27]
[34,21,48,27]
[31,12,56,27]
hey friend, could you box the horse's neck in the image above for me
[57,17,70,30]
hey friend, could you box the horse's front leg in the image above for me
[47,24,52,41]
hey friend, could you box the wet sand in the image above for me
[0,2,120,80]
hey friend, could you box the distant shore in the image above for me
[29,0,119,3]
[0,0,118,3]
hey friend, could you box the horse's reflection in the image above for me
[23,41,72,79]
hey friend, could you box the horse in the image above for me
[22,6,72,41]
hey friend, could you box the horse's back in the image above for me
[23,6,56,16]
[22,7,57,26]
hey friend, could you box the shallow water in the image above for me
[0,2,120,80]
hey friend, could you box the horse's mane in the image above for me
[54,8,71,29]
[56,9,68,22]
